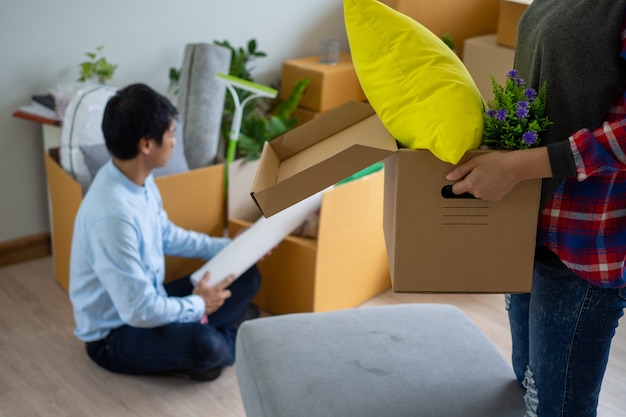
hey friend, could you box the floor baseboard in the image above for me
[0,233,52,268]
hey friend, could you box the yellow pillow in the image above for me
[344,0,484,164]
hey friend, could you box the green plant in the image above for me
[214,39,268,141]
[482,69,551,150]
[215,38,267,81]
[78,45,117,84]
[168,67,181,98]
[237,77,310,161]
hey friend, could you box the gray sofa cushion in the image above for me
[235,303,525,417]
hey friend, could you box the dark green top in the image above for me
[515,0,626,207]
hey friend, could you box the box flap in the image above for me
[251,101,397,217]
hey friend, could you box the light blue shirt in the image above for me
[69,160,230,342]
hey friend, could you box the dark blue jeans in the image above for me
[507,250,626,417]
[86,265,261,376]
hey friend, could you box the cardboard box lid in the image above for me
[251,101,397,217]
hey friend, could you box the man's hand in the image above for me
[446,148,552,202]
[192,271,235,315]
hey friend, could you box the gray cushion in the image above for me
[235,304,525,417]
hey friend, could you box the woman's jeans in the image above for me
[86,265,261,376]
[507,251,625,417]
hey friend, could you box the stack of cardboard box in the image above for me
[279,52,366,127]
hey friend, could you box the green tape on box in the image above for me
[335,162,384,186]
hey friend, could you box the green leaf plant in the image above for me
[482,69,551,150]
[78,45,117,84]
[214,39,268,143]
[237,77,310,161]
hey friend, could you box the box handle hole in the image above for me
[441,185,476,199]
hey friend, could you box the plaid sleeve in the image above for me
[569,118,626,181]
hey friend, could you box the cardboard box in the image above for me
[379,0,500,58]
[496,0,532,48]
[251,101,541,293]
[228,158,263,223]
[384,149,538,293]
[231,169,390,314]
[463,34,515,101]
[279,53,366,113]
[44,152,225,291]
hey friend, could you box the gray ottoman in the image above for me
[235,304,525,417]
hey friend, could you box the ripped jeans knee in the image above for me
[522,365,539,417]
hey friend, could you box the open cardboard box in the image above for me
[228,157,390,314]
[44,151,225,291]
[231,171,390,314]
[251,101,541,293]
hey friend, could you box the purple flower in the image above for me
[507,69,524,86]
[524,88,537,102]
[483,68,550,150]
[516,101,530,119]
[523,131,538,145]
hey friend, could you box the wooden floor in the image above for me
[1,257,624,416]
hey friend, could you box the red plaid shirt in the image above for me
[539,20,626,288]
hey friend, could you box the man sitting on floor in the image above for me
[69,83,260,381]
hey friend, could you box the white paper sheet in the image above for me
[190,188,328,286]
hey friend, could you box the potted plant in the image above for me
[77,45,117,84]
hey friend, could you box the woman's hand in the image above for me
[446,147,552,201]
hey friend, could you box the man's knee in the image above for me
[194,327,236,367]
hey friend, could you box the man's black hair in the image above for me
[102,83,178,160]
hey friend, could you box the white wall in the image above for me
[0,0,347,243]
